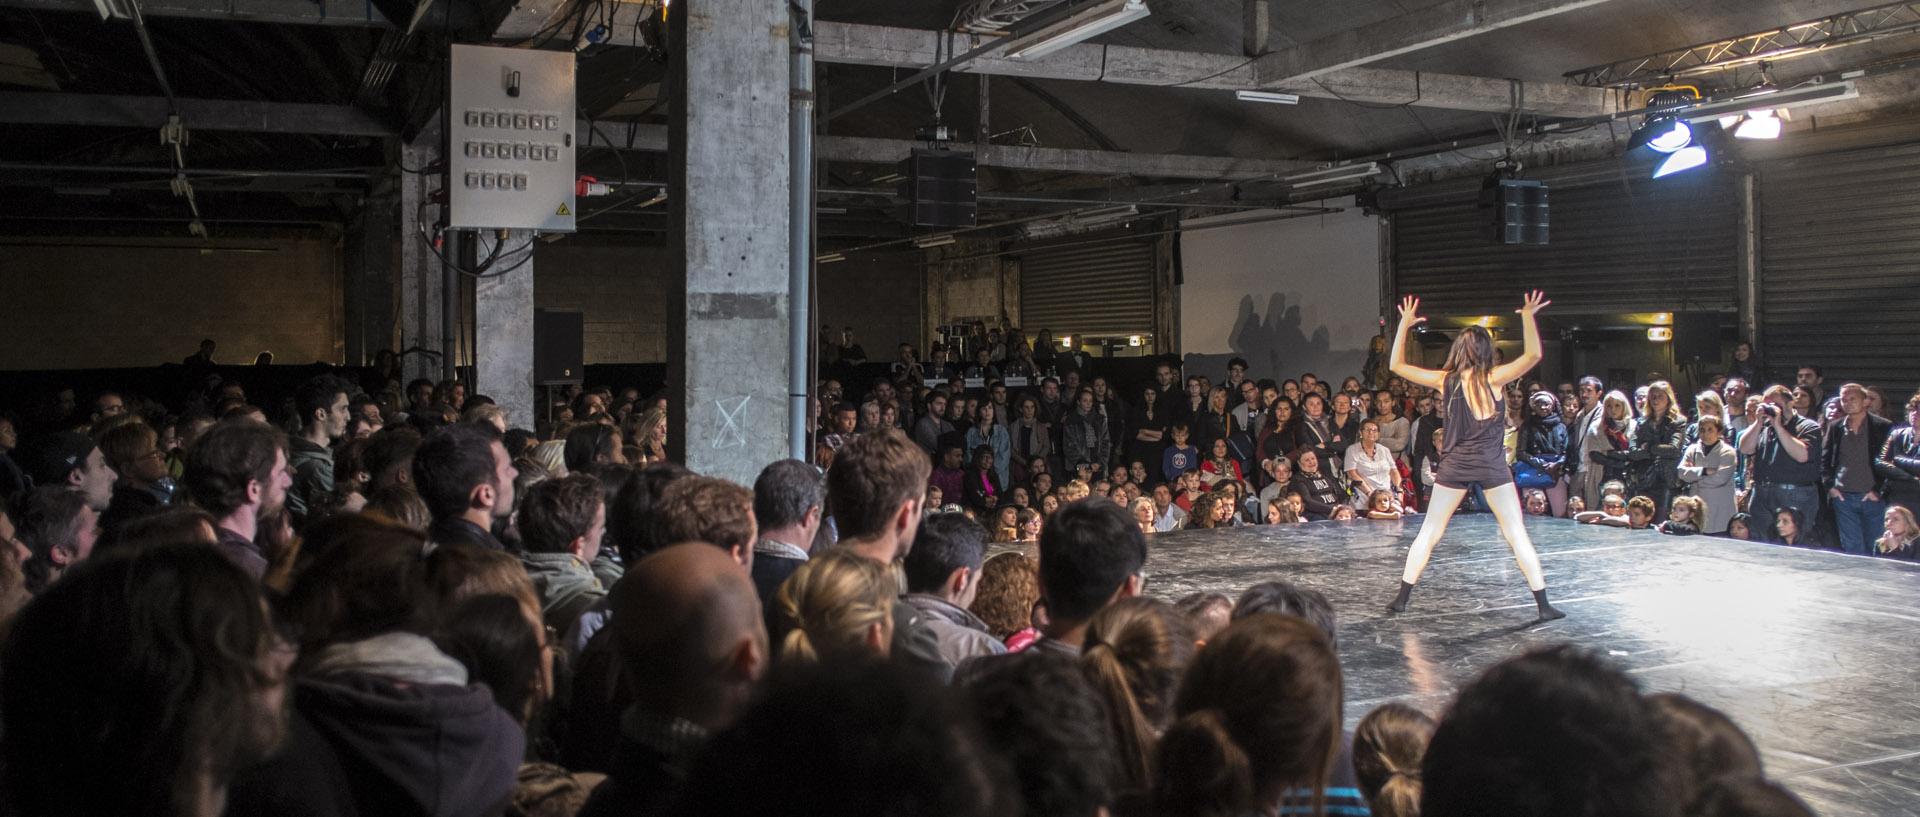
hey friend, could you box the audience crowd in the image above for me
[0,329,1883,816]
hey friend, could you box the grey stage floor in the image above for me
[1144,513,1920,817]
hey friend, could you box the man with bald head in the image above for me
[578,543,767,817]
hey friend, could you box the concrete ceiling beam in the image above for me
[1250,0,1615,88]
[812,21,1618,118]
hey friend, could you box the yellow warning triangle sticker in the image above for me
[556,203,571,216]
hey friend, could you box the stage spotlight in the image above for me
[1629,118,1693,153]
[1734,109,1782,140]
[1653,145,1709,179]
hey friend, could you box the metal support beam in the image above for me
[0,0,389,26]
[1565,0,1920,88]
[812,21,1617,117]
[586,120,1310,179]
[1250,0,1615,88]
[0,92,395,137]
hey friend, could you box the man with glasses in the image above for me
[97,420,172,542]
[1232,379,1266,437]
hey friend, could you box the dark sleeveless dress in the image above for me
[1435,372,1512,490]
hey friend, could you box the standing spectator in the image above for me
[1728,340,1762,384]
[288,375,351,526]
[1678,415,1739,534]
[1230,379,1264,440]
[1161,424,1199,483]
[749,459,823,601]
[1823,383,1892,554]
[516,474,608,654]
[966,402,1012,487]
[1565,377,1605,509]
[19,430,116,513]
[1880,392,1920,516]
[1796,365,1826,410]
[1372,390,1410,459]
[1193,386,1235,458]
[1151,615,1343,817]
[1125,385,1169,473]
[3,543,291,817]
[183,422,291,580]
[1632,381,1688,523]
[1722,377,1754,439]
[1352,703,1436,817]
[1422,646,1682,817]
[1741,386,1823,527]
[1082,597,1196,789]
[902,513,1006,671]
[19,487,99,594]
[1583,391,1637,508]
[824,430,946,677]
[1064,389,1112,480]
[914,393,954,455]
[413,424,516,551]
[1009,394,1054,485]
[96,420,171,542]
[577,543,768,817]
[651,476,758,569]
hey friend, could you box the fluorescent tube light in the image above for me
[1236,90,1300,105]
[817,252,846,263]
[1004,0,1150,60]
[912,234,957,248]
[1286,162,1380,188]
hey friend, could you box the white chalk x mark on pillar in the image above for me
[714,395,751,448]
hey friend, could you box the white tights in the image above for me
[1399,483,1548,591]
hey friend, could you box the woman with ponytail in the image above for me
[1352,703,1437,817]
[1081,598,1196,791]
[770,550,894,663]
[1152,614,1343,817]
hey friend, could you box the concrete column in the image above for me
[667,0,793,486]
[474,230,536,429]
[397,132,445,385]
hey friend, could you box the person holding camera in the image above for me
[1739,384,1824,531]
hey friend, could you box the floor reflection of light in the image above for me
[1609,561,1824,687]
[1401,631,1446,699]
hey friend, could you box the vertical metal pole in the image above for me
[787,0,815,462]
[441,229,460,381]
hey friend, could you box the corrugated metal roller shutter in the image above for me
[1018,238,1155,337]
[1758,141,1920,391]
[1390,168,1739,317]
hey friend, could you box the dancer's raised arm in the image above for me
[1388,296,1446,391]
[1490,290,1550,387]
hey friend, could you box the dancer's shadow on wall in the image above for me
[1187,292,1358,381]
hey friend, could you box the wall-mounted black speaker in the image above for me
[1481,179,1549,245]
[899,148,977,228]
[1671,311,1720,364]
[534,308,584,385]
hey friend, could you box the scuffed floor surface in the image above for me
[1146,514,1920,816]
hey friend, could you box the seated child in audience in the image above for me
[1725,512,1755,541]
[1330,504,1357,521]
[1655,496,1704,536]
[1575,493,1632,527]
[1366,489,1403,520]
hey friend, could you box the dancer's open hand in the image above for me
[1397,296,1426,328]
[1516,290,1550,316]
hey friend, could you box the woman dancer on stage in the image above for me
[1386,291,1565,621]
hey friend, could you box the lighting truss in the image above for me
[1563,0,1920,89]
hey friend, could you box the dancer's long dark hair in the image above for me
[1442,325,1498,420]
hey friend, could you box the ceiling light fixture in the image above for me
[1003,0,1150,60]
[1733,108,1783,139]
[912,234,957,248]
[1285,162,1381,188]
[817,252,846,263]
[1627,88,1699,154]
[1653,145,1709,178]
[1235,90,1301,105]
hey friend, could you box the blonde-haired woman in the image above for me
[1385,291,1565,620]
[1633,380,1688,523]
[1580,390,1636,511]
[624,406,668,465]
[771,550,894,663]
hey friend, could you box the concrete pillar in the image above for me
[475,230,536,429]
[397,132,445,385]
[667,0,793,485]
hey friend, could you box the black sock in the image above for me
[1387,581,1414,612]
[1533,588,1565,621]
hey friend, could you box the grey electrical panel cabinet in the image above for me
[447,44,577,232]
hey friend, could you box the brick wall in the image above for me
[817,251,921,362]
[0,236,342,371]
[923,238,1017,348]
[532,241,670,364]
